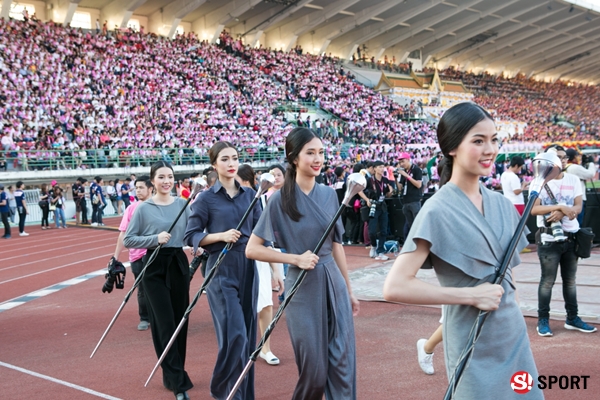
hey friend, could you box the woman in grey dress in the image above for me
[184,142,266,400]
[246,128,360,400]
[383,102,543,399]
[124,161,193,400]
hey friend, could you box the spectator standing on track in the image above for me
[115,178,124,215]
[396,152,423,239]
[360,160,393,261]
[121,178,133,209]
[72,178,87,225]
[0,184,10,239]
[40,183,51,229]
[6,185,16,224]
[107,180,118,214]
[51,186,67,229]
[91,176,105,226]
[113,175,153,331]
[564,148,597,226]
[500,156,529,216]
[14,181,29,236]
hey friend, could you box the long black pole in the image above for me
[90,194,195,358]
[144,194,261,386]
[226,203,346,400]
[443,191,539,399]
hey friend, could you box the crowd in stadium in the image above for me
[1,17,599,172]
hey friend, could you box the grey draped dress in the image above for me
[401,183,544,399]
[253,183,357,400]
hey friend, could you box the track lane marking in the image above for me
[0,236,117,262]
[0,254,113,285]
[0,245,115,272]
[0,361,122,400]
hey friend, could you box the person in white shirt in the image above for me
[564,148,597,226]
[500,156,529,215]
[531,145,596,337]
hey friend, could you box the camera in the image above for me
[102,257,126,293]
[549,221,567,242]
[189,251,209,280]
[544,216,567,242]
[368,200,379,218]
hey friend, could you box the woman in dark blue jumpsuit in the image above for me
[184,142,260,400]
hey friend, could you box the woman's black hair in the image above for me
[209,141,237,166]
[237,164,256,186]
[281,127,320,222]
[150,161,173,181]
[436,102,493,186]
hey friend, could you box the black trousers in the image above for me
[18,208,26,233]
[1,212,10,237]
[41,205,50,227]
[130,258,149,322]
[142,248,193,395]
[80,201,89,224]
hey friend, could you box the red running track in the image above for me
[0,223,598,399]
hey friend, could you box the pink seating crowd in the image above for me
[0,17,598,170]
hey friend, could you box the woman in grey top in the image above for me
[383,103,543,399]
[124,161,193,400]
[246,128,360,400]
[184,142,263,400]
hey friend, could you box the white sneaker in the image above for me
[19,232,30,236]
[91,223,98,226]
[417,338,434,375]
[369,247,377,258]
[375,254,389,261]
[259,351,280,365]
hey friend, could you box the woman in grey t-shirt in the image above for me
[124,161,193,400]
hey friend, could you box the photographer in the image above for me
[396,152,422,239]
[531,145,596,336]
[360,160,393,260]
[564,148,597,226]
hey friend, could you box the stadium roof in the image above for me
[37,0,600,83]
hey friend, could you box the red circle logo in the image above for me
[510,371,533,394]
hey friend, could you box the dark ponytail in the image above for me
[281,127,319,222]
[438,157,453,187]
[436,102,493,186]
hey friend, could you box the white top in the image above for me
[565,163,597,201]
[500,170,523,205]
[537,173,583,242]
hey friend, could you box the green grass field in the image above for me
[586,181,600,189]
